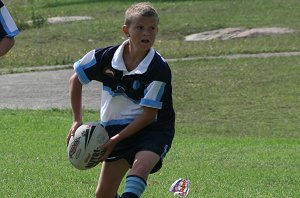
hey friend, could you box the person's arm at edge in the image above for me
[66,73,83,145]
[0,37,14,57]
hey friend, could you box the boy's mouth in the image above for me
[141,39,150,43]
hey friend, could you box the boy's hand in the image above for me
[99,137,119,162]
[66,121,82,146]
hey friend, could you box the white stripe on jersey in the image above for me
[101,86,143,126]
[141,81,165,109]
[0,5,19,37]
[101,81,165,126]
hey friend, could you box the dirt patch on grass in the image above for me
[47,16,93,24]
[27,16,93,26]
[185,27,295,41]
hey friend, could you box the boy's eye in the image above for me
[135,25,156,31]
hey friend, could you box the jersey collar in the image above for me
[111,39,155,75]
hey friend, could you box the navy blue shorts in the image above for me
[105,124,174,174]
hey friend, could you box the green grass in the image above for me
[1,56,300,197]
[2,113,300,197]
[1,0,300,68]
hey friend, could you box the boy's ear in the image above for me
[123,25,130,37]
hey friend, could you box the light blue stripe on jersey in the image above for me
[73,50,97,84]
[103,86,140,104]
[103,86,123,97]
[6,29,19,37]
[156,82,166,101]
[0,6,19,37]
[140,98,162,109]
[160,145,169,159]
[101,118,134,127]
[74,60,90,84]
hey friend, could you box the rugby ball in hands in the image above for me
[67,122,109,170]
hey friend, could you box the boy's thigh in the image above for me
[129,150,160,178]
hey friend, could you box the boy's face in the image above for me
[123,16,158,52]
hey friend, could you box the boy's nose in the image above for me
[143,30,149,36]
[143,29,152,36]
[143,28,153,35]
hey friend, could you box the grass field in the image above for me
[1,56,300,197]
[1,0,300,197]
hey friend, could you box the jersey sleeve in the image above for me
[141,80,166,109]
[73,47,115,85]
[73,49,97,84]
[140,56,172,110]
[0,2,19,38]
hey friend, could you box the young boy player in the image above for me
[67,2,175,198]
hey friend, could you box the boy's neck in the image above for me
[123,42,149,72]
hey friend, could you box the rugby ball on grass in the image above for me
[68,122,109,170]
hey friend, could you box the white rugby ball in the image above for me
[67,122,109,170]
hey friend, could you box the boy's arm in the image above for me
[0,37,15,57]
[66,73,83,145]
[100,106,158,161]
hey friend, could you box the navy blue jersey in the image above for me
[74,40,175,134]
[0,1,19,38]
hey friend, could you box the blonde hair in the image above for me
[124,2,159,25]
